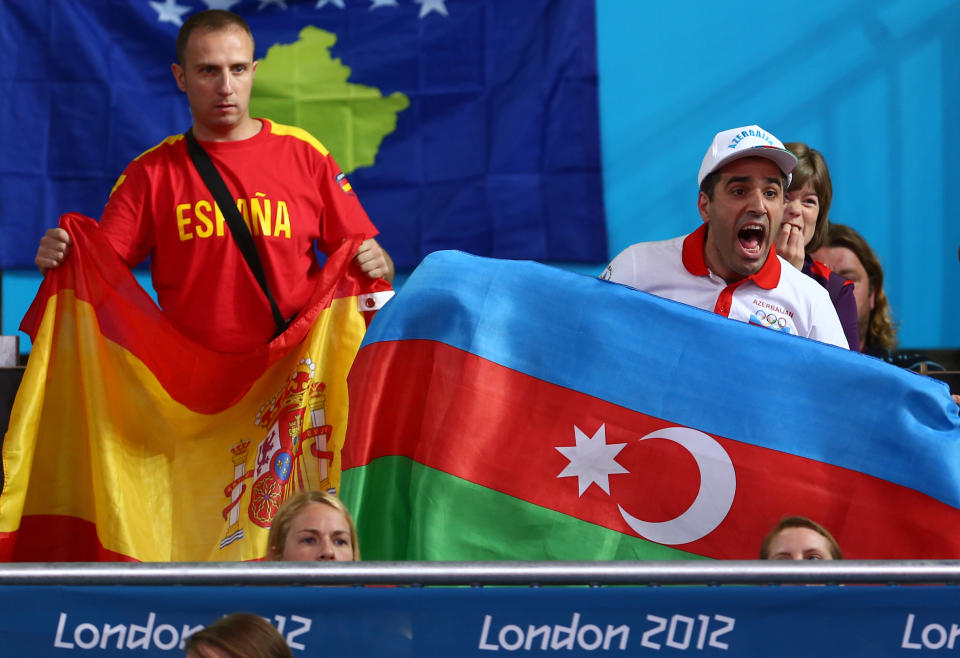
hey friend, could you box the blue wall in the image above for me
[596,0,959,348]
[3,0,957,349]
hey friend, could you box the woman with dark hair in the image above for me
[265,490,359,562]
[184,613,292,658]
[760,516,842,561]
[775,142,860,351]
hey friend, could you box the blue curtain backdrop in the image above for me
[2,0,958,349]
[0,0,606,270]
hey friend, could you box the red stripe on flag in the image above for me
[0,516,138,562]
[345,340,960,559]
[20,214,383,414]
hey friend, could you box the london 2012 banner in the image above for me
[341,251,960,561]
[0,0,605,270]
[3,582,960,656]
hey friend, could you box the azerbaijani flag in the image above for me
[0,213,389,562]
[341,251,960,560]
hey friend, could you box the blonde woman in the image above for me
[265,491,359,562]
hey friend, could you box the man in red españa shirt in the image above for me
[35,10,393,352]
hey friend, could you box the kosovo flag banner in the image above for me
[0,0,605,270]
[341,251,960,560]
[0,214,389,562]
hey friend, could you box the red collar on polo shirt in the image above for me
[680,223,782,317]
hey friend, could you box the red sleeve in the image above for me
[314,152,379,255]
[99,158,156,268]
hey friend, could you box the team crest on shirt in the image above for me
[749,309,791,334]
[748,306,793,334]
[219,358,334,549]
[335,172,354,195]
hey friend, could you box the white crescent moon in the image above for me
[618,426,736,545]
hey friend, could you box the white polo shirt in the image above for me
[601,225,849,348]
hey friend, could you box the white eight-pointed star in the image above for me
[556,424,629,496]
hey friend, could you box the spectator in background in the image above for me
[266,490,358,561]
[775,143,860,351]
[760,516,842,560]
[810,222,896,358]
[184,612,292,658]
[813,224,960,407]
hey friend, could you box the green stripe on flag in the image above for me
[341,457,708,561]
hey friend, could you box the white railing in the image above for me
[1,560,959,586]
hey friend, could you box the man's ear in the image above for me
[697,191,711,223]
[868,286,876,313]
[171,62,187,92]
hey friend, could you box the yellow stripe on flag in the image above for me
[2,290,367,561]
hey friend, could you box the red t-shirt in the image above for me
[100,119,378,352]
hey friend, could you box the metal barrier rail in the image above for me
[2,560,960,586]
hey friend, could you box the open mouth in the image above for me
[737,224,765,256]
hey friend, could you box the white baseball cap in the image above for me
[697,125,797,188]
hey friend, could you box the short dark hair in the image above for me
[759,515,843,560]
[184,613,292,658]
[784,142,833,252]
[699,170,722,200]
[176,10,254,65]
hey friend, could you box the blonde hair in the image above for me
[265,491,359,561]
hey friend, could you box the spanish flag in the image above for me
[0,213,390,562]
